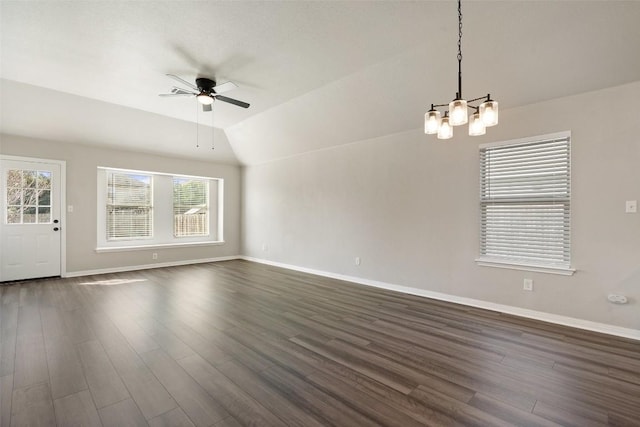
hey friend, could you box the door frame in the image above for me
[1,154,67,278]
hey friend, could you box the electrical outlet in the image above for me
[355,257,361,266]
[523,278,533,291]
[262,243,268,252]
[152,253,158,260]
[607,294,628,304]
[625,200,637,213]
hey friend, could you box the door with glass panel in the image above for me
[0,158,62,281]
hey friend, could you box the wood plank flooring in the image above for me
[1,259,639,426]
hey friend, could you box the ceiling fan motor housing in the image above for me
[196,77,216,93]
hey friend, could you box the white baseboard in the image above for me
[241,256,640,341]
[64,255,241,278]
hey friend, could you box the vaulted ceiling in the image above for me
[2,1,640,165]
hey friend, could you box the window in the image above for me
[5,169,52,224]
[478,132,572,274]
[97,167,223,251]
[173,177,208,237]
[107,172,152,240]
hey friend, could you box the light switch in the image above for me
[67,205,74,213]
[625,200,637,213]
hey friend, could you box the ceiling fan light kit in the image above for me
[197,93,214,105]
[425,0,498,139]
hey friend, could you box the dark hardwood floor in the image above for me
[1,259,639,426]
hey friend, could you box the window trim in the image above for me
[475,258,575,276]
[476,131,575,275]
[96,167,224,252]
[95,240,225,253]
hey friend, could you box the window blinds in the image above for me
[173,177,209,237]
[107,172,152,240]
[479,136,571,268]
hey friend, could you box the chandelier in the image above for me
[425,0,498,139]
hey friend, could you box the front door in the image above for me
[0,157,62,281]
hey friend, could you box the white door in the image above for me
[0,158,62,281]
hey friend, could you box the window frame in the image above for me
[96,167,224,252]
[475,131,575,275]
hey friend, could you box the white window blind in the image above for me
[107,172,152,240]
[479,135,571,269]
[173,177,209,237]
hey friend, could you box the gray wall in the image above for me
[242,81,640,330]
[1,135,241,274]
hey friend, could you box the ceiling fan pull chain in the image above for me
[196,99,200,148]
[211,107,215,151]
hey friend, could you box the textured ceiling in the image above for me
[2,1,640,164]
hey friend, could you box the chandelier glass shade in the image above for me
[449,99,468,126]
[425,0,498,139]
[479,98,499,126]
[468,111,486,136]
[424,108,442,134]
[437,113,453,139]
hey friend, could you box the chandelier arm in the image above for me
[433,94,488,111]
[467,95,489,104]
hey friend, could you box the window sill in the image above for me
[475,258,575,276]
[95,240,225,253]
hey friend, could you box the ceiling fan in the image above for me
[159,74,250,111]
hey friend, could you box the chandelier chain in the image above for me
[457,0,463,98]
[457,0,462,63]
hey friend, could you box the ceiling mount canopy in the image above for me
[425,0,499,139]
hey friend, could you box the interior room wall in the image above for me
[242,81,640,331]
[1,135,241,274]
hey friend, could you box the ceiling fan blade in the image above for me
[212,81,238,94]
[166,74,198,91]
[216,95,250,109]
[171,86,197,95]
[202,104,212,112]
[159,93,194,97]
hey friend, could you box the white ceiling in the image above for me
[2,1,640,165]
